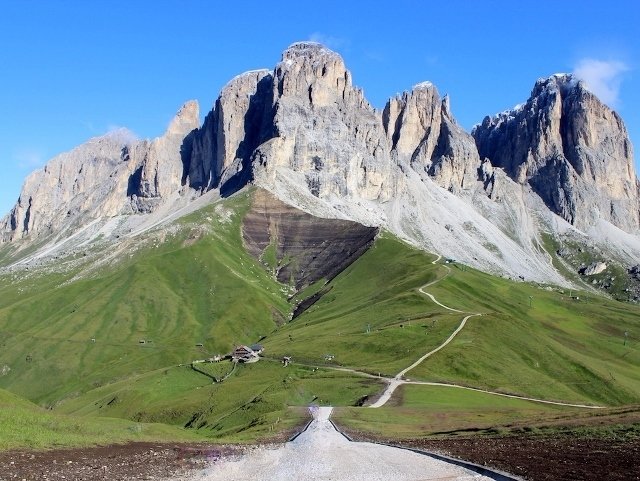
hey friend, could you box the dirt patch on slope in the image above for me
[409,435,640,481]
[340,421,640,481]
[242,188,377,295]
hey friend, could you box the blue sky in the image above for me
[1,0,639,217]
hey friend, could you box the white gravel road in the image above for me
[188,407,494,481]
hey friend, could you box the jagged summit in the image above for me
[473,73,638,231]
[282,41,338,59]
[165,100,199,136]
[530,73,593,104]
[412,81,434,91]
[101,127,139,144]
[2,43,638,288]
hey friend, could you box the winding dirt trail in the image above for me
[370,256,483,408]
[402,381,605,409]
[367,255,604,410]
[275,254,604,410]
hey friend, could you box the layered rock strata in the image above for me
[242,188,378,291]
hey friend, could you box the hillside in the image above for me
[0,387,198,450]
[1,189,639,448]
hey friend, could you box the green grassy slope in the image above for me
[263,236,640,406]
[0,191,289,405]
[0,387,199,450]
[412,265,640,405]
[58,361,381,442]
[262,234,461,375]
[335,384,587,438]
[1,190,640,449]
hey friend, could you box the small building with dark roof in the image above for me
[231,345,261,363]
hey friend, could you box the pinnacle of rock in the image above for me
[165,100,200,137]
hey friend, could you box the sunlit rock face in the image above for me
[2,43,638,290]
[473,74,639,232]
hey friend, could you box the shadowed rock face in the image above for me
[242,189,378,292]
[473,74,639,231]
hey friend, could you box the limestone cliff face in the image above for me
[3,43,638,253]
[130,100,200,213]
[232,43,477,201]
[1,130,137,241]
[187,70,273,193]
[473,74,639,231]
[1,102,198,241]
[1,42,480,242]
[251,42,395,202]
[384,84,479,191]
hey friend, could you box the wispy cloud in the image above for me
[572,58,629,107]
[103,124,139,143]
[308,32,348,50]
[424,54,439,66]
[364,49,385,62]
[15,149,44,169]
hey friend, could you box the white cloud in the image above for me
[15,149,44,169]
[308,32,347,50]
[104,124,139,143]
[572,58,629,107]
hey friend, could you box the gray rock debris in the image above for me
[580,261,608,276]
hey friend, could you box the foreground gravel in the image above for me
[0,442,243,481]
[188,407,493,481]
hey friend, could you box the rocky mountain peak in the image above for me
[274,42,354,109]
[2,44,638,288]
[473,73,639,232]
[165,100,200,137]
[281,41,341,62]
[383,82,479,191]
[531,73,581,97]
[101,127,139,145]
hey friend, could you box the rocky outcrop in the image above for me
[580,261,608,276]
[1,102,199,241]
[1,130,138,241]
[130,101,200,213]
[187,70,274,194]
[384,84,479,192]
[473,74,640,232]
[251,42,395,202]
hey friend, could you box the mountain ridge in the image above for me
[1,42,639,292]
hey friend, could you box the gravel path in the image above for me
[370,260,482,408]
[369,312,480,409]
[188,407,493,480]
